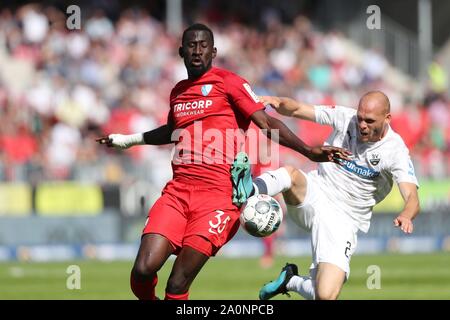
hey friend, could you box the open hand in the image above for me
[393,215,414,234]
[259,96,294,117]
[260,96,281,109]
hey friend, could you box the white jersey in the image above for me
[313,105,419,233]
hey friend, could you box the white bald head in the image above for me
[357,91,391,142]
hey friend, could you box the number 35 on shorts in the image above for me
[208,210,231,235]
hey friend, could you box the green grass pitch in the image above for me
[0,252,449,299]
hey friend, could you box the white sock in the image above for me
[287,276,316,300]
[253,168,292,196]
[252,183,260,195]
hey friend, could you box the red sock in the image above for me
[130,274,158,300]
[165,292,189,300]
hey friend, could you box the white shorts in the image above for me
[287,170,358,279]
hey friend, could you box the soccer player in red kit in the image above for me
[97,23,349,300]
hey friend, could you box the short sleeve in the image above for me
[314,105,356,130]
[224,74,265,119]
[390,147,419,187]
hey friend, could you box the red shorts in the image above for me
[143,179,241,257]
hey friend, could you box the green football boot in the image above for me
[231,151,253,206]
[259,263,298,300]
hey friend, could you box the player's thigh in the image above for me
[133,233,175,277]
[282,167,308,206]
[315,262,346,300]
[309,203,358,285]
[143,190,187,252]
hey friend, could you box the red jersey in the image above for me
[168,67,264,187]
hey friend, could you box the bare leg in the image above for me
[132,233,174,280]
[281,166,308,206]
[283,169,345,299]
[315,262,346,300]
[130,233,174,299]
[166,245,210,295]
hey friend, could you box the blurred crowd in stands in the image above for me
[0,4,449,186]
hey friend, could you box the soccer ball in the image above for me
[240,194,283,237]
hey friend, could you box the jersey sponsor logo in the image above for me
[369,153,380,166]
[338,159,380,179]
[175,109,205,118]
[243,83,260,103]
[201,84,213,96]
[173,99,213,117]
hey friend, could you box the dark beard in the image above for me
[188,65,208,79]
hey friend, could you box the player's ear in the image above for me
[385,112,391,124]
[212,47,217,59]
[178,47,184,58]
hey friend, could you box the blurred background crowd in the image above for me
[0,1,449,189]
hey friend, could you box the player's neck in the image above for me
[369,125,389,143]
[187,66,213,80]
[379,124,390,140]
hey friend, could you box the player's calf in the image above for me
[166,276,190,295]
[130,272,159,300]
[166,245,210,297]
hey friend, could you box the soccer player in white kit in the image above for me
[254,91,420,300]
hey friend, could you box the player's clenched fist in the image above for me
[308,145,352,163]
[96,133,144,149]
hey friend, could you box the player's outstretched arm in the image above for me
[96,124,174,149]
[250,110,351,163]
[393,182,420,234]
[259,96,315,121]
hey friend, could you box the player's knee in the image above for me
[283,165,301,187]
[315,286,340,300]
[166,273,190,294]
[283,165,296,180]
[132,259,158,280]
